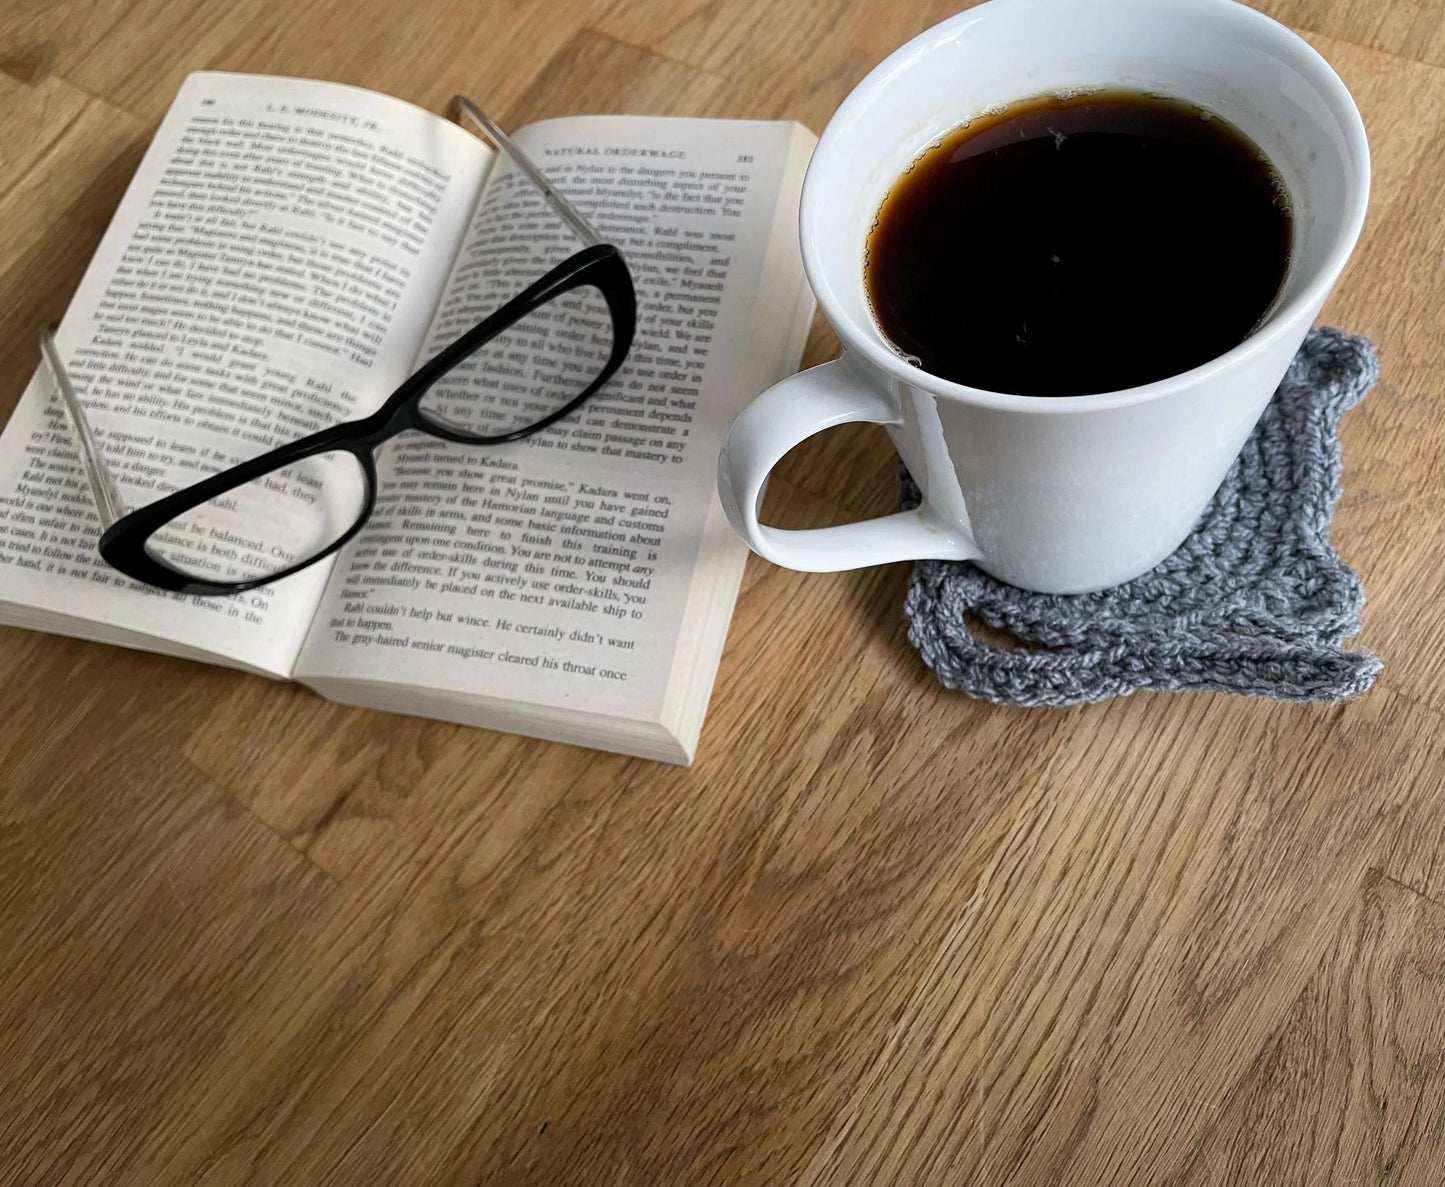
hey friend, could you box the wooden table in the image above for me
[3,0,1444,1182]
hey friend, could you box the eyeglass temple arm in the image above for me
[448,95,604,249]
[38,329,129,530]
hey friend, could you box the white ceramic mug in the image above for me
[718,0,1369,594]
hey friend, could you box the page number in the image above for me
[736,154,754,163]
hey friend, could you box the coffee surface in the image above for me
[864,91,1293,397]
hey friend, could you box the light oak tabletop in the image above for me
[2,0,1444,1182]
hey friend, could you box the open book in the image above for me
[0,73,816,764]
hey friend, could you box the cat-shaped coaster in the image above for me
[901,327,1383,707]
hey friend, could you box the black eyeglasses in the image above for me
[39,97,636,597]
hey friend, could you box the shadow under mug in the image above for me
[718,0,1370,594]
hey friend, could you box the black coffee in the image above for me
[864,91,1293,397]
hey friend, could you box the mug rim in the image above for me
[800,0,1372,415]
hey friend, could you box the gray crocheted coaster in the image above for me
[902,327,1383,706]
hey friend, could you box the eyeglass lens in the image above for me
[144,449,368,583]
[417,283,614,439]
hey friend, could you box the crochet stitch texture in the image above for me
[901,327,1383,706]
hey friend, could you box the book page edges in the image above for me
[0,598,288,678]
[299,673,691,764]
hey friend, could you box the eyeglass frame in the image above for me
[39,95,637,597]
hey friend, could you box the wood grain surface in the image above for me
[1,1,1443,1183]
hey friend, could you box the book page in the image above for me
[0,73,491,675]
[299,116,810,726]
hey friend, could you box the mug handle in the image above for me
[717,355,979,571]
